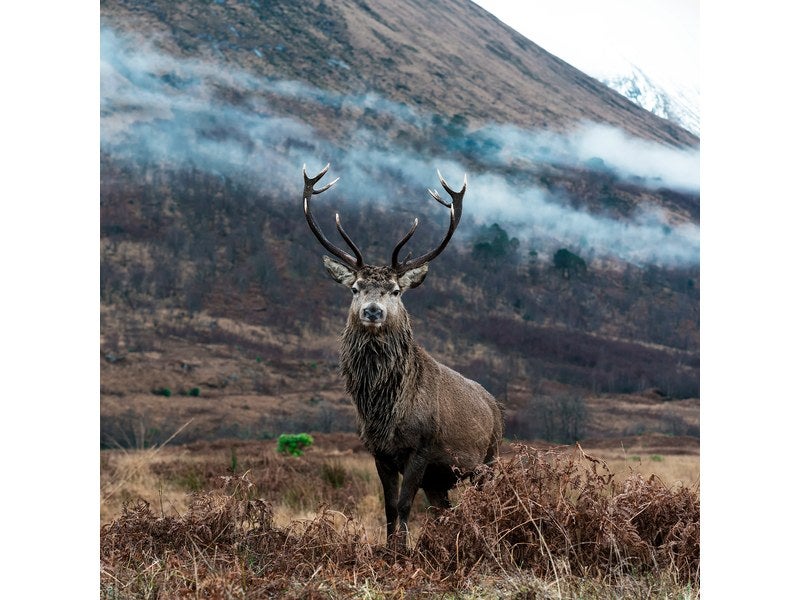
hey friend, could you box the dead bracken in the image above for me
[100,444,699,598]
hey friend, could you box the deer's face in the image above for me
[322,257,428,330]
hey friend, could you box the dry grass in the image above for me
[600,454,699,489]
[101,437,699,598]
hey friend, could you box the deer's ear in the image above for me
[397,263,428,290]
[322,255,357,286]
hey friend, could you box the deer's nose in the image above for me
[362,303,384,322]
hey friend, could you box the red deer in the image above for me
[302,164,503,547]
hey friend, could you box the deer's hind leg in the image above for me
[422,463,455,512]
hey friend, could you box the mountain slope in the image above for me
[101,0,697,149]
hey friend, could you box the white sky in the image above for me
[471,0,698,93]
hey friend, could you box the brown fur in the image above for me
[331,263,504,545]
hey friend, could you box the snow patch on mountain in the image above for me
[600,65,699,137]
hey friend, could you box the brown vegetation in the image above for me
[101,439,698,598]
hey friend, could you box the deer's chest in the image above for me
[341,336,421,452]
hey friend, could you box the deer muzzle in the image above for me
[360,302,386,327]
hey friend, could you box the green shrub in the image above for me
[277,433,314,457]
[153,387,172,397]
[189,387,201,397]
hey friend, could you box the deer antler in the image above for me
[303,164,364,269]
[391,170,466,273]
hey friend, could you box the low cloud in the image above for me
[459,121,699,192]
[101,26,699,267]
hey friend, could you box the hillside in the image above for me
[100,0,699,448]
[100,0,697,148]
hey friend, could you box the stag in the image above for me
[302,163,503,547]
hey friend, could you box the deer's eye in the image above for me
[351,287,359,295]
[391,289,400,297]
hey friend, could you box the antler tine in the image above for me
[391,218,419,271]
[335,213,364,266]
[427,188,450,207]
[302,164,364,268]
[437,169,467,198]
[436,170,466,230]
[393,170,467,274]
[303,163,341,194]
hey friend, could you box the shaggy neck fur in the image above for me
[340,310,415,451]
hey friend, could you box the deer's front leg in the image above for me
[374,457,400,542]
[395,450,429,546]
